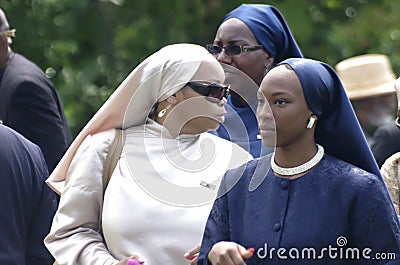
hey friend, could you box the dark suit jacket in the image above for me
[0,51,72,172]
[371,120,400,167]
[0,125,57,265]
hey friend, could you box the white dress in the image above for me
[45,120,252,265]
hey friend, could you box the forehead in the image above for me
[215,18,257,43]
[260,65,302,96]
[191,61,225,83]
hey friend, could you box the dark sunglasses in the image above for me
[206,44,263,56]
[186,81,230,101]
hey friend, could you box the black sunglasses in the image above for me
[206,44,263,56]
[186,81,230,101]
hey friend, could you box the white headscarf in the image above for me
[47,44,224,189]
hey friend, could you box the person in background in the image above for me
[0,125,58,265]
[44,44,252,265]
[198,58,399,265]
[207,4,303,158]
[335,54,397,151]
[0,7,72,172]
[371,76,400,167]
[379,77,400,215]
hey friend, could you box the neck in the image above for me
[271,143,324,178]
[274,142,318,168]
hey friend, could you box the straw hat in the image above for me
[335,54,396,100]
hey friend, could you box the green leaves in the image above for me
[4,0,399,136]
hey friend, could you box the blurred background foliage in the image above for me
[2,0,400,136]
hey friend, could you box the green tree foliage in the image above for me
[2,0,400,136]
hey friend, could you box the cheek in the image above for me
[176,97,224,121]
[233,56,265,84]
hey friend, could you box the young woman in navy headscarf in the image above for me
[198,58,400,265]
[207,4,303,158]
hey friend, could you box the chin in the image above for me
[261,138,276,148]
[211,120,222,130]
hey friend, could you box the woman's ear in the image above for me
[264,56,275,73]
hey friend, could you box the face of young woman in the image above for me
[169,61,228,134]
[256,65,313,148]
[212,18,271,86]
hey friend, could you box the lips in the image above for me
[259,125,275,131]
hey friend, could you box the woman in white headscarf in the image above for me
[44,44,252,265]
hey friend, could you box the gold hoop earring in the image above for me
[306,117,316,129]
[157,104,172,118]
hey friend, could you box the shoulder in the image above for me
[202,132,253,165]
[321,154,383,189]
[0,125,47,176]
[219,154,272,195]
[372,121,400,143]
[0,125,42,155]
[81,129,119,158]
[3,53,53,90]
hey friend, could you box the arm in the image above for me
[8,81,71,171]
[350,175,400,264]
[44,131,118,265]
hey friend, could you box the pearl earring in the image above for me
[157,104,172,118]
[306,117,316,129]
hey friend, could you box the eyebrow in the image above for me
[271,91,292,97]
[215,40,247,45]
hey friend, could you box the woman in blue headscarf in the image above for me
[198,58,400,265]
[207,4,303,158]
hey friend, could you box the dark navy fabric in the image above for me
[0,125,57,264]
[223,4,303,62]
[198,155,400,264]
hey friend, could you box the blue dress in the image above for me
[198,154,400,264]
[210,96,272,158]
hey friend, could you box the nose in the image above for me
[216,49,232,65]
[257,104,273,121]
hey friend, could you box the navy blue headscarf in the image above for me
[224,4,303,63]
[280,58,381,179]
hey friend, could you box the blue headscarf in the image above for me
[280,58,381,178]
[223,4,303,63]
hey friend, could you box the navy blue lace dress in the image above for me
[198,154,400,265]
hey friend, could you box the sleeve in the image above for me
[26,154,58,265]
[371,125,398,168]
[7,81,70,171]
[44,130,119,265]
[198,183,232,265]
[350,175,400,264]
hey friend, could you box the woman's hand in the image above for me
[208,241,254,265]
[184,245,200,265]
[115,255,145,265]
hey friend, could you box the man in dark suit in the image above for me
[0,125,57,264]
[371,77,400,167]
[0,8,72,172]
